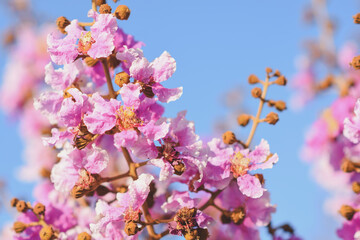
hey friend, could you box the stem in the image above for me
[245,76,270,147]
[78,22,94,27]
[101,59,116,99]
[91,0,96,12]
[101,171,130,182]
[199,190,222,211]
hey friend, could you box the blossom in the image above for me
[344,99,360,144]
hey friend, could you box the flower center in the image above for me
[116,106,143,131]
[124,208,141,222]
[78,32,95,55]
[230,152,250,178]
[175,207,198,231]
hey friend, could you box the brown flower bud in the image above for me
[13,221,27,233]
[95,185,111,196]
[275,75,287,86]
[77,232,92,240]
[251,87,262,98]
[173,162,186,176]
[339,205,357,221]
[107,54,121,69]
[341,159,356,173]
[39,226,55,240]
[16,200,28,213]
[353,182,360,194]
[281,224,294,234]
[353,13,360,24]
[267,100,275,107]
[84,57,99,67]
[265,112,279,125]
[3,31,15,46]
[39,168,51,178]
[99,4,112,14]
[115,5,131,20]
[56,16,70,34]
[248,74,259,84]
[237,114,251,127]
[10,198,19,207]
[95,0,106,6]
[222,131,236,145]
[230,207,246,225]
[115,72,130,88]
[142,85,155,98]
[254,173,265,185]
[33,203,46,215]
[220,211,231,224]
[124,221,139,236]
[350,56,360,70]
[274,70,281,77]
[265,67,273,74]
[318,75,333,89]
[274,100,287,111]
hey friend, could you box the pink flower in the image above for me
[344,99,360,144]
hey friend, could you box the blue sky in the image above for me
[1,0,359,239]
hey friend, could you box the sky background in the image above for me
[1,0,360,239]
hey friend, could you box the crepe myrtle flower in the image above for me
[90,174,154,237]
[117,46,183,103]
[203,138,278,198]
[161,191,212,238]
[344,99,360,144]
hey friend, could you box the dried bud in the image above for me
[267,100,275,107]
[39,226,55,240]
[184,228,209,240]
[341,159,356,173]
[33,203,46,215]
[39,168,51,178]
[77,232,92,240]
[350,56,360,70]
[99,4,112,14]
[74,124,96,150]
[222,131,236,145]
[115,72,130,88]
[251,87,262,98]
[230,207,246,225]
[339,205,357,221]
[274,100,287,111]
[124,221,139,236]
[56,16,70,34]
[248,74,259,84]
[254,173,265,185]
[265,112,279,125]
[95,0,106,6]
[173,162,186,176]
[265,67,273,73]
[71,170,102,198]
[13,221,27,233]
[107,54,121,69]
[142,85,155,98]
[237,114,251,127]
[275,75,287,86]
[84,57,99,67]
[353,182,360,194]
[10,198,19,207]
[115,5,131,20]
[353,13,360,24]
[95,185,111,196]
[220,211,232,224]
[16,200,28,213]
[274,70,281,77]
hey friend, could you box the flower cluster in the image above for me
[1,1,300,240]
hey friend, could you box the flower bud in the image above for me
[254,173,265,185]
[95,0,106,6]
[184,228,209,240]
[341,159,356,173]
[96,185,111,196]
[107,54,121,69]
[173,162,186,176]
[33,203,46,215]
[265,112,279,125]
[237,114,251,127]
[115,72,130,88]
[248,74,259,84]
[353,13,360,24]
[39,168,51,178]
[56,16,70,34]
[339,205,357,221]
[99,4,112,14]
[3,31,15,46]
[84,57,99,67]
[77,232,92,240]
[13,221,27,233]
[220,211,231,224]
[230,207,246,225]
[251,87,262,98]
[222,131,236,145]
[16,200,28,213]
[281,224,294,234]
[353,182,360,194]
[116,185,128,193]
[71,170,102,198]
[124,221,139,236]
[350,56,360,70]
[274,70,281,77]
[10,198,19,207]
[115,5,131,20]
[274,75,287,86]
[142,85,155,98]
[274,100,287,111]
[265,67,273,73]
[39,226,55,240]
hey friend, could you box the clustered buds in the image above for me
[71,169,102,198]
